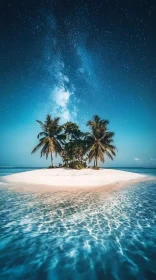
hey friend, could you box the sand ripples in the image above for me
[0,181,156,279]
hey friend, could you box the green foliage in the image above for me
[92,166,100,170]
[62,122,82,140]
[32,114,117,169]
[62,127,87,169]
[48,165,56,169]
[85,115,117,168]
[64,160,86,169]
[31,115,65,166]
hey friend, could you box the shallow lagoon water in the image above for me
[0,168,156,280]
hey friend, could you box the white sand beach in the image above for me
[1,168,153,193]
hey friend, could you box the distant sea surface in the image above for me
[0,166,156,176]
[0,167,44,176]
[0,167,156,280]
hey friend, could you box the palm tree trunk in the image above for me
[51,153,54,167]
[95,157,98,168]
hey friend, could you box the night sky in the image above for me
[0,0,156,167]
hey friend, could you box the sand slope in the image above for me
[1,168,149,189]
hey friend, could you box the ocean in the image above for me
[0,167,156,280]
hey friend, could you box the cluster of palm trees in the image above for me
[31,114,117,169]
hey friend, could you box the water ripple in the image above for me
[0,180,156,279]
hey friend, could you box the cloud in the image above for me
[134,158,140,161]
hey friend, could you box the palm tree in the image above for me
[86,115,117,168]
[31,114,65,167]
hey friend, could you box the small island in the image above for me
[2,115,151,191]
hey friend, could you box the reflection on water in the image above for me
[0,180,156,280]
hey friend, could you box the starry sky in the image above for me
[0,0,156,167]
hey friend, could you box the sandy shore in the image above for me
[0,168,153,193]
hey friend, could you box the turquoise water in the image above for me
[0,168,156,280]
[0,167,43,176]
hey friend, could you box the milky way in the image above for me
[0,0,156,166]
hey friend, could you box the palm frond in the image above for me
[31,141,44,154]
[105,150,114,160]
[37,132,47,139]
[40,143,49,158]
[36,120,46,131]
[88,149,95,163]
